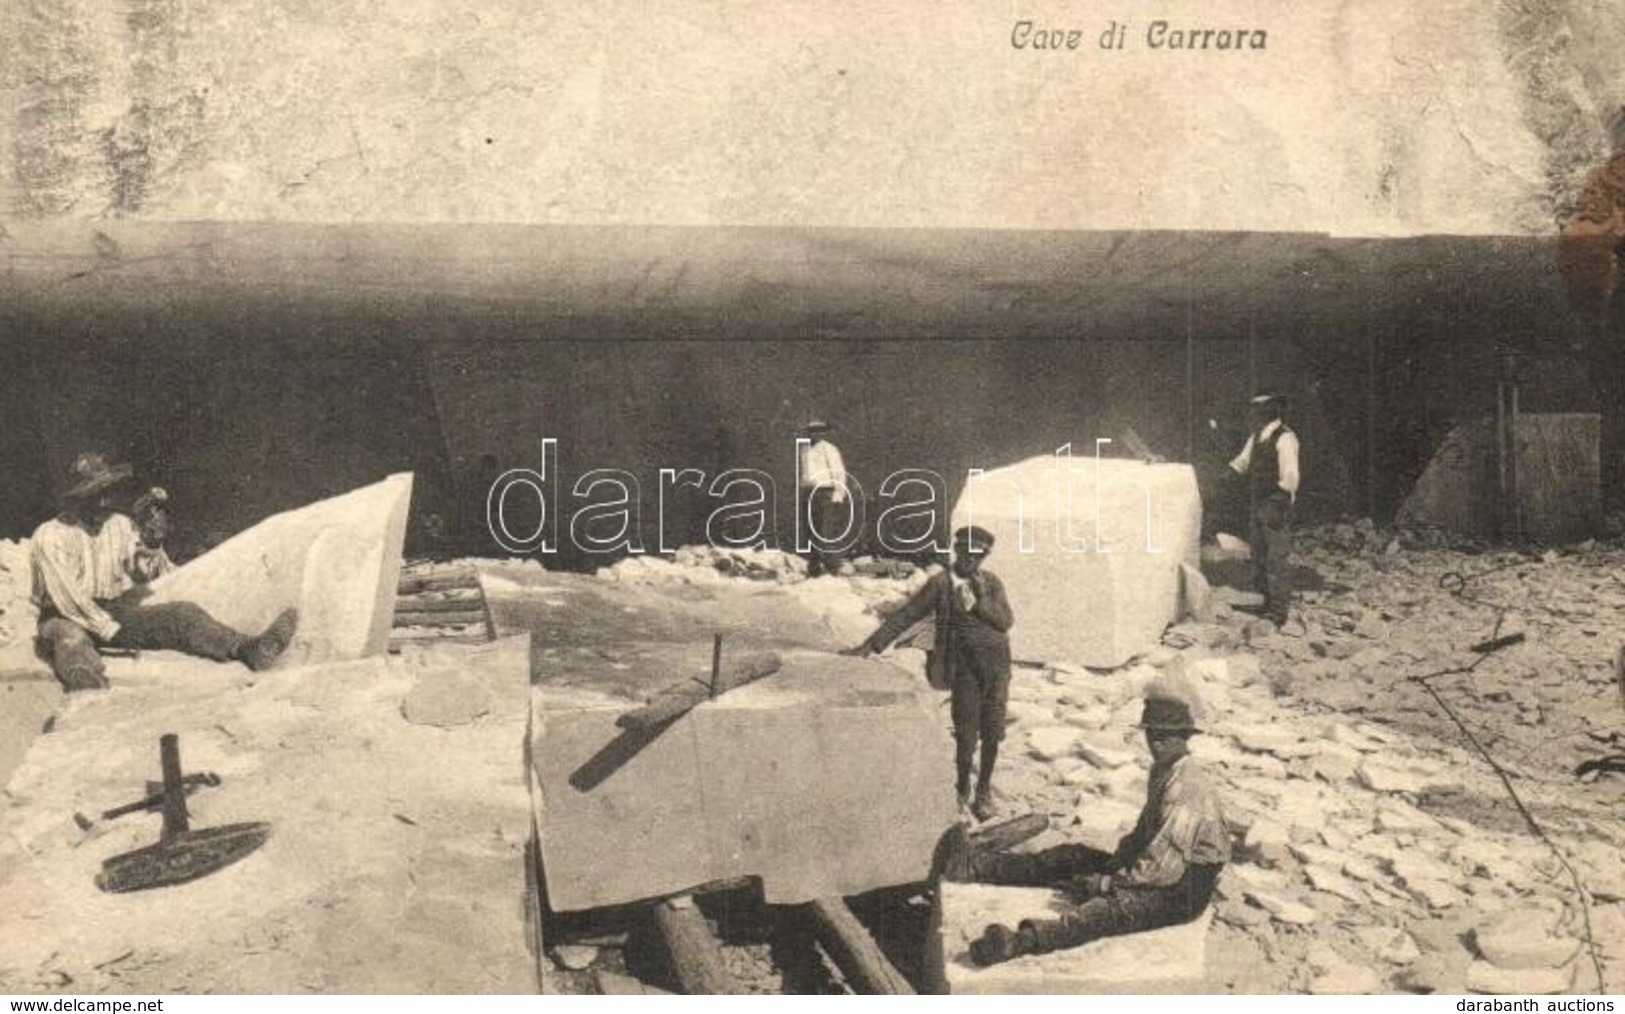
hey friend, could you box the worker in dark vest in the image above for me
[843,525,1013,821]
[1229,393,1300,625]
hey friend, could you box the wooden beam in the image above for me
[968,813,1048,855]
[392,608,489,627]
[393,593,485,612]
[616,652,782,732]
[650,897,743,995]
[805,897,915,995]
[397,570,480,594]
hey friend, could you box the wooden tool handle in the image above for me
[616,652,783,732]
[158,733,191,843]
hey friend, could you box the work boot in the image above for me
[59,664,109,693]
[971,784,997,823]
[237,609,298,672]
[968,923,1036,967]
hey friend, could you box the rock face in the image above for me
[1398,415,1600,545]
[5,1,1623,234]
[950,457,1201,668]
[934,883,1212,994]
[144,474,413,666]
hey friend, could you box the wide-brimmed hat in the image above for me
[1139,696,1198,733]
[953,525,996,552]
[1139,669,1202,732]
[803,419,833,433]
[62,451,133,501]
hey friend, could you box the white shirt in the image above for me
[31,513,174,640]
[799,439,848,503]
[1229,419,1300,501]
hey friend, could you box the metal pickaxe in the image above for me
[73,771,222,833]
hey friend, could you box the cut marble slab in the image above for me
[950,457,1201,668]
[510,570,958,911]
[145,473,413,666]
[532,648,958,910]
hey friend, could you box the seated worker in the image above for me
[32,452,298,692]
[945,679,1230,966]
[844,525,1013,821]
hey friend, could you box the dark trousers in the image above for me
[1248,494,1294,624]
[803,487,849,576]
[949,639,1011,794]
[37,592,246,691]
[975,843,1221,953]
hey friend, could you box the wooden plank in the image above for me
[616,652,782,732]
[394,593,485,612]
[397,570,481,594]
[389,633,493,649]
[649,897,743,995]
[805,897,916,995]
[968,813,1049,855]
[393,608,489,627]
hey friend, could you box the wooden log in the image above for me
[389,633,493,650]
[616,652,782,732]
[968,813,1050,855]
[805,897,916,995]
[394,592,485,612]
[397,570,480,594]
[649,897,743,995]
[392,608,489,627]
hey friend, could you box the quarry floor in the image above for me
[560,531,1625,994]
[3,525,1624,994]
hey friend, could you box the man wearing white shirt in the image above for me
[798,420,850,576]
[1229,394,1300,625]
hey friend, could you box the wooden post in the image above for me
[1509,362,1524,542]
[804,897,916,995]
[1496,367,1510,540]
[650,897,743,995]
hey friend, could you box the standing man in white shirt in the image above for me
[798,419,849,576]
[1229,394,1300,625]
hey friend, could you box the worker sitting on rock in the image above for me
[843,525,1013,821]
[946,679,1230,966]
[31,452,299,692]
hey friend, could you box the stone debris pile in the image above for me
[597,545,921,587]
[572,526,1625,994]
[948,519,1625,994]
[594,547,935,636]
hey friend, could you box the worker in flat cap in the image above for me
[797,419,852,577]
[1229,393,1300,625]
[946,675,1230,965]
[844,525,1014,820]
[31,451,299,692]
